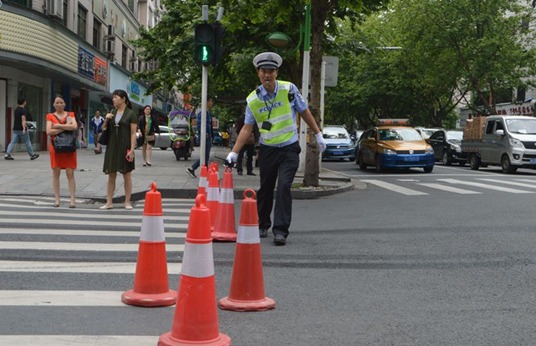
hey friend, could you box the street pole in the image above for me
[298,2,311,173]
[200,65,208,167]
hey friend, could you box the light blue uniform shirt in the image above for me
[244,81,308,147]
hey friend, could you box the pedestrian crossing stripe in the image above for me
[360,178,536,195]
[0,261,182,274]
[417,182,481,194]
[0,229,185,238]
[0,335,159,346]
[360,180,428,196]
[0,241,184,252]
[437,179,532,193]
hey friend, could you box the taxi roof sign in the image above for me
[377,118,410,126]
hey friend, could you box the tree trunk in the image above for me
[302,0,330,187]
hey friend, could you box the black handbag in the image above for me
[52,113,76,152]
[53,131,77,152]
[98,127,109,145]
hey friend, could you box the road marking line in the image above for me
[0,261,181,274]
[0,290,176,307]
[0,229,185,238]
[437,179,533,193]
[360,179,428,195]
[0,241,184,252]
[0,208,190,221]
[417,183,481,194]
[476,178,536,189]
[0,335,159,346]
[0,218,187,228]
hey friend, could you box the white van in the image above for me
[462,115,536,173]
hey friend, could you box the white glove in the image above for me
[226,151,238,164]
[315,132,327,153]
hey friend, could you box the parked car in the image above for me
[322,125,355,161]
[154,125,178,150]
[355,125,435,173]
[427,129,467,166]
[415,127,442,139]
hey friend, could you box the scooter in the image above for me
[169,110,192,161]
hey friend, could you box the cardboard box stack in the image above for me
[463,116,486,140]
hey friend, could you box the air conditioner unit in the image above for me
[105,25,115,39]
[47,0,64,20]
[104,39,115,59]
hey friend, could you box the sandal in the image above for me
[143,163,147,166]
[54,203,59,208]
[69,204,76,208]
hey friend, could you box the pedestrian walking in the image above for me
[91,110,104,154]
[226,52,327,245]
[46,95,78,208]
[99,89,138,210]
[186,96,215,178]
[4,98,40,161]
[137,105,160,166]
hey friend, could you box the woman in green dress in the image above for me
[99,89,138,210]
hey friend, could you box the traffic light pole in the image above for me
[200,65,208,167]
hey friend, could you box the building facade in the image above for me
[0,0,172,152]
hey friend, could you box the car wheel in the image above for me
[501,154,517,174]
[424,166,434,173]
[469,154,480,170]
[442,151,452,166]
[375,155,383,173]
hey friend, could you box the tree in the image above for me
[133,0,389,186]
[326,0,536,130]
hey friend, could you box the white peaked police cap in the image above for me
[253,52,282,69]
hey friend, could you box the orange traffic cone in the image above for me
[197,165,208,197]
[122,182,177,307]
[219,189,275,312]
[205,170,219,232]
[212,167,237,242]
[158,194,231,346]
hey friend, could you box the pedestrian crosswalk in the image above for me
[0,196,193,345]
[360,177,536,196]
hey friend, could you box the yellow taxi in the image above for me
[355,120,435,173]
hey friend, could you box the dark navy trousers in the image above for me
[257,141,300,238]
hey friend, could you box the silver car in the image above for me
[154,125,177,150]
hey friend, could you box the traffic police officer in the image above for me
[227,52,327,245]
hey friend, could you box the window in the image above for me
[62,0,68,26]
[93,19,102,50]
[5,0,32,7]
[77,4,87,39]
[122,44,128,69]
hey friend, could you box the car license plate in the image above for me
[404,156,419,162]
[332,151,342,155]
[531,158,536,164]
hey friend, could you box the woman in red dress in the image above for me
[46,95,78,208]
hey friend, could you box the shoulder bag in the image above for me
[52,114,77,153]
[98,127,109,145]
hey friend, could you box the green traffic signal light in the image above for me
[195,24,216,65]
[202,45,209,62]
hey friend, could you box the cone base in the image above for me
[218,296,276,312]
[121,289,177,307]
[158,331,231,346]
[212,232,237,242]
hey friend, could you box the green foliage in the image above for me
[325,0,536,131]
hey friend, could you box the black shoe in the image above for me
[274,234,286,246]
[237,171,243,175]
[186,167,197,178]
[30,154,39,160]
[259,228,268,238]
[4,155,14,160]
[247,172,256,176]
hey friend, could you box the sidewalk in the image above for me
[0,145,353,202]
